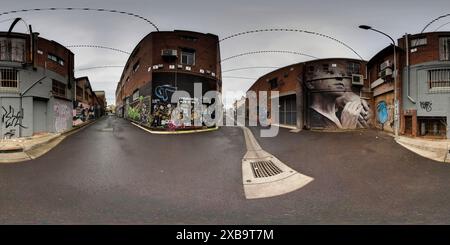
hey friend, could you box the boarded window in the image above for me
[52,79,67,97]
[440,37,450,61]
[0,38,26,62]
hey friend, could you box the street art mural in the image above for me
[1,105,27,139]
[54,101,71,133]
[127,96,153,127]
[304,63,371,130]
[375,100,394,131]
[155,85,177,102]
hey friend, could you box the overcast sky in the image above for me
[1,0,449,107]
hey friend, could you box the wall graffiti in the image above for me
[54,101,71,133]
[306,81,371,130]
[1,105,27,129]
[3,129,16,139]
[127,96,153,127]
[420,101,432,112]
[376,101,389,130]
[155,85,177,102]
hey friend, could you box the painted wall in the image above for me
[402,61,450,138]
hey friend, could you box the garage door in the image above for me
[279,94,296,126]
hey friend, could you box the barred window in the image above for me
[52,79,67,97]
[428,69,450,89]
[440,37,450,61]
[0,68,18,89]
[48,53,65,66]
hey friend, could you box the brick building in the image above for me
[246,58,370,130]
[115,30,221,131]
[0,24,74,138]
[73,77,106,125]
[397,32,450,138]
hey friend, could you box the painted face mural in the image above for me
[306,77,371,130]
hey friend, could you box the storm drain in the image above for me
[250,160,283,178]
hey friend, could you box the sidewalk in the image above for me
[0,119,98,163]
[395,135,450,163]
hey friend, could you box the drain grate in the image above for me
[250,160,283,178]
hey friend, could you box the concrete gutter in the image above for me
[0,118,101,163]
[395,136,450,163]
[241,126,313,199]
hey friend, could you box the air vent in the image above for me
[250,160,283,178]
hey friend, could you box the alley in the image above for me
[1,117,450,224]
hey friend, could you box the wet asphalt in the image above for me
[1,116,450,224]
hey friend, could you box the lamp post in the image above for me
[359,25,399,136]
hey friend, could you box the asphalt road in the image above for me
[1,116,450,224]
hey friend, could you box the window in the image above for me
[347,62,361,75]
[48,53,65,66]
[0,38,26,62]
[180,49,195,65]
[268,78,278,89]
[410,37,427,47]
[428,69,450,89]
[439,37,450,61]
[132,61,140,73]
[52,80,67,97]
[0,68,18,89]
[132,90,140,101]
[76,85,83,98]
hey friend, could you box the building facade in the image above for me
[73,77,107,126]
[115,30,221,131]
[0,29,74,138]
[398,32,450,138]
[246,58,370,130]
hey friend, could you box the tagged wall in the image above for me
[52,99,72,133]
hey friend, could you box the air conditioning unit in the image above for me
[161,49,177,57]
[211,72,216,77]
[380,60,391,71]
[152,65,159,70]
[158,64,164,68]
[206,70,211,74]
[169,65,175,69]
[185,66,191,71]
[177,64,183,69]
[379,68,393,78]
[199,69,205,74]
[352,74,364,85]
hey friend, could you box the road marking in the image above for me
[241,126,313,199]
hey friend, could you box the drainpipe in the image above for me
[405,33,415,103]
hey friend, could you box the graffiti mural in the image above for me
[155,85,177,102]
[127,96,153,127]
[304,63,371,129]
[1,105,27,129]
[54,101,71,133]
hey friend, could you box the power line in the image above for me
[219,28,364,60]
[421,13,450,33]
[66,45,131,55]
[434,21,450,31]
[0,7,159,31]
[222,66,280,73]
[221,50,318,63]
[76,65,125,71]
[223,76,258,80]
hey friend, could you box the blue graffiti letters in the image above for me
[155,85,177,102]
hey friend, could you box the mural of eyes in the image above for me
[155,85,177,102]
[377,101,389,124]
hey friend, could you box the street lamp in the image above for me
[359,25,399,137]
